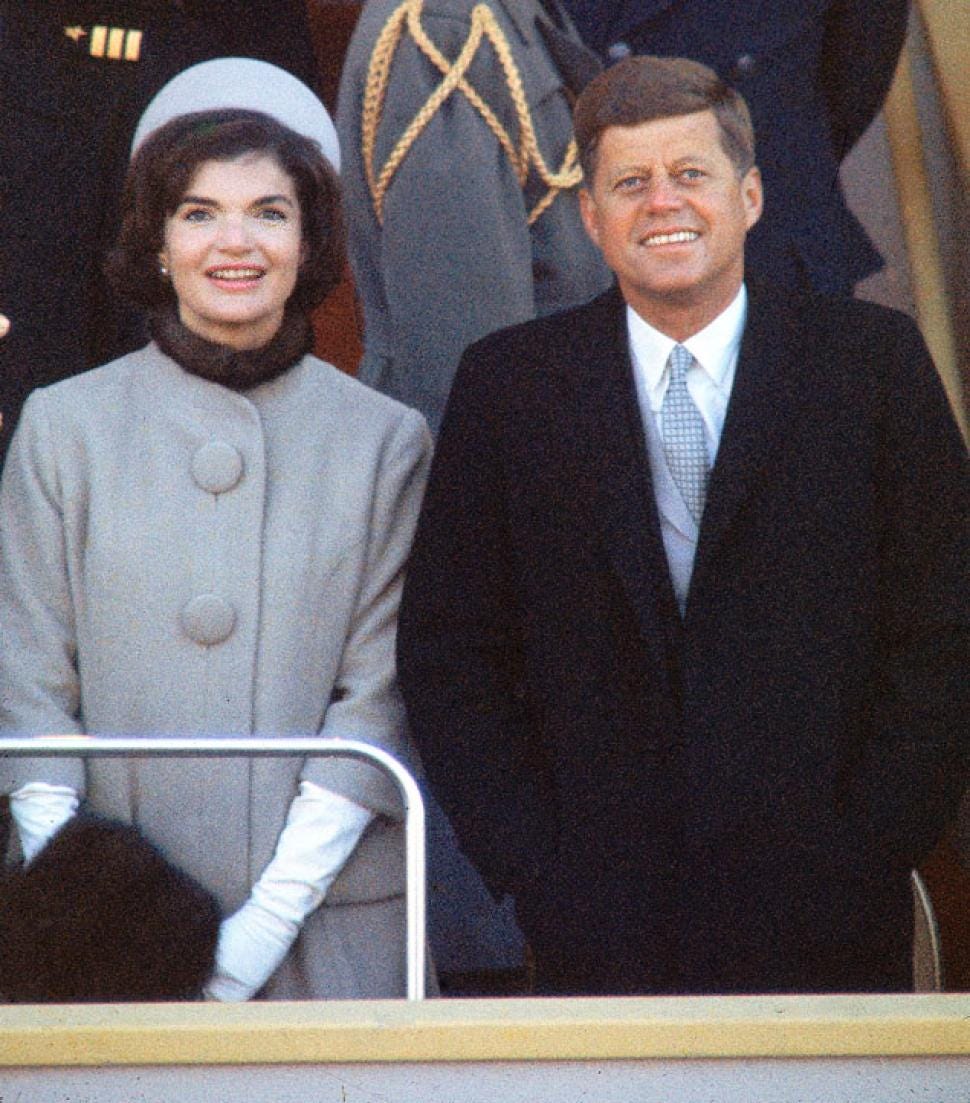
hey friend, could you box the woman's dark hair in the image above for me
[106,108,345,313]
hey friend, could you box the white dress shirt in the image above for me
[627,285,747,462]
[626,286,747,610]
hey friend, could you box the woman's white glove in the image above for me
[9,782,79,864]
[204,781,374,1001]
[203,899,297,1001]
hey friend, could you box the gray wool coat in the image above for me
[0,343,432,999]
[337,0,612,435]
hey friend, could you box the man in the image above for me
[558,0,910,295]
[397,56,968,994]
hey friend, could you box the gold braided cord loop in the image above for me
[361,0,582,226]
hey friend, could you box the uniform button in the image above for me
[181,594,237,646]
[607,41,632,62]
[191,440,243,494]
[732,53,757,77]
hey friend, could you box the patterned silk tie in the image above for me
[661,344,710,523]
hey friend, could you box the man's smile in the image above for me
[640,229,700,246]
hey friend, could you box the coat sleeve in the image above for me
[357,9,540,429]
[300,407,433,819]
[820,0,910,159]
[397,341,558,898]
[846,311,969,869]
[0,390,85,794]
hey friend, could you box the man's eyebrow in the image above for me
[607,163,651,180]
[668,152,714,167]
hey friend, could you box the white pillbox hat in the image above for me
[131,56,340,170]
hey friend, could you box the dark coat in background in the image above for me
[0,0,319,459]
[560,0,909,293]
[398,283,969,994]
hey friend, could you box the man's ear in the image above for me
[578,187,601,248]
[742,166,763,230]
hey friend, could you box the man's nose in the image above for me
[643,175,683,211]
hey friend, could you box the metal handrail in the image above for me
[0,735,426,1000]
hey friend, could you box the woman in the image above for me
[0,73,432,1000]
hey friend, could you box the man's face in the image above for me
[580,110,762,335]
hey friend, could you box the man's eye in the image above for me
[615,176,645,191]
[680,168,704,181]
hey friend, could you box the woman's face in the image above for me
[158,153,303,350]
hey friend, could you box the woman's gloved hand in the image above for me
[204,781,373,1001]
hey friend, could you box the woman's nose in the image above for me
[215,214,253,250]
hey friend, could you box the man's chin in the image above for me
[624,274,707,308]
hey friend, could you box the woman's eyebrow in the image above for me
[174,194,296,207]
[253,194,297,206]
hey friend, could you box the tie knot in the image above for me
[667,344,692,382]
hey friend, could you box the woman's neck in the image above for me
[149,302,313,391]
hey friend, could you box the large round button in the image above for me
[191,440,243,494]
[181,594,237,646]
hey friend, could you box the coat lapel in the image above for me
[572,290,683,646]
[689,283,804,599]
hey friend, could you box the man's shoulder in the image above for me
[752,280,907,323]
[439,288,622,430]
[749,283,924,355]
[466,285,622,361]
[747,284,951,432]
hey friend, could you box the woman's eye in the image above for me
[182,207,212,223]
[256,207,288,222]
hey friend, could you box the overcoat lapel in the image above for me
[572,291,683,650]
[689,284,804,599]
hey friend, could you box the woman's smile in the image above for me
[159,152,303,349]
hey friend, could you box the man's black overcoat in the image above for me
[398,284,969,994]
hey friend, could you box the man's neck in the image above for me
[624,280,745,344]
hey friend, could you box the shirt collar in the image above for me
[626,284,748,394]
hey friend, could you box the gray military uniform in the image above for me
[337,0,612,435]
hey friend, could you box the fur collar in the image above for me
[149,303,313,391]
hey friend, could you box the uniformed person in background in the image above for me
[336,0,612,438]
